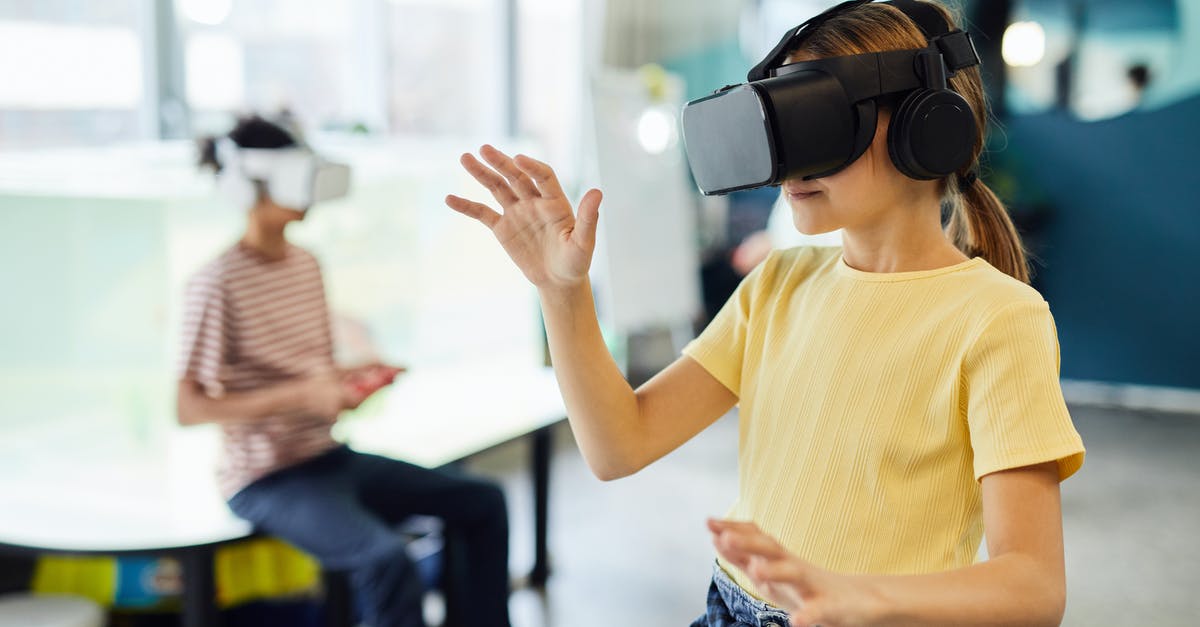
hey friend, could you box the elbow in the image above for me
[1028,564,1067,626]
[1042,585,1067,627]
[176,403,198,427]
[175,386,204,427]
[591,464,630,482]
[583,451,642,482]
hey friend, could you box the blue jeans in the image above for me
[227,446,510,627]
[690,562,791,627]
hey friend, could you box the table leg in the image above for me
[180,547,220,627]
[322,569,354,627]
[529,425,552,587]
[442,530,464,627]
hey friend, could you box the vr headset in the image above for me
[216,139,351,211]
[681,0,981,195]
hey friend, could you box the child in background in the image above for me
[178,115,511,627]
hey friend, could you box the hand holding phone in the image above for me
[342,364,406,408]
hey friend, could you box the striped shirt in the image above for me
[178,242,339,497]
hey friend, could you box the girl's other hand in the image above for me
[446,145,603,292]
[707,518,882,627]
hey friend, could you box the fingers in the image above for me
[480,144,541,199]
[459,153,518,206]
[445,194,502,230]
[748,555,811,590]
[713,532,786,570]
[571,188,603,251]
[708,519,787,558]
[708,519,824,618]
[514,153,566,199]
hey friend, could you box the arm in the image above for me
[541,281,736,479]
[710,461,1067,626]
[176,374,349,427]
[447,146,737,480]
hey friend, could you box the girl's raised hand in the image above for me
[708,518,881,627]
[446,145,603,291]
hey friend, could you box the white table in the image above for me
[0,366,565,627]
[0,431,252,627]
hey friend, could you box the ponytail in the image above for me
[946,175,1029,283]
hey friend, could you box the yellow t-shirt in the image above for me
[683,246,1085,598]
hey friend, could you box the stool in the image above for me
[0,593,104,627]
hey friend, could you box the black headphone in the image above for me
[750,0,980,181]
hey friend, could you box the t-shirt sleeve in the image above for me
[177,273,230,397]
[963,300,1085,482]
[681,250,776,396]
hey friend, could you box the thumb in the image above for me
[572,189,603,249]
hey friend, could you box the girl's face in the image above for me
[781,111,940,235]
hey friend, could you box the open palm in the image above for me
[445,144,602,290]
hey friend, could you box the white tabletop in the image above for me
[0,430,252,553]
[341,365,565,467]
[0,366,564,554]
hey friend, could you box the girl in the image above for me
[445,1,1084,625]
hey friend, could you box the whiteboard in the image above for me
[587,68,702,334]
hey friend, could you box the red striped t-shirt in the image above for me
[178,242,339,497]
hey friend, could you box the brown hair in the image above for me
[788,1,1029,282]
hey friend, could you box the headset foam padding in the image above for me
[887,88,976,180]
[217,168,259,209]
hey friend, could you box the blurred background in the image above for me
[0,0,1197,625]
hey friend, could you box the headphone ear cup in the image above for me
[887,89,976,180]
[887,89,926,179]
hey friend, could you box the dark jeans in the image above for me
[690,562,791,627]
[227,446,511,627]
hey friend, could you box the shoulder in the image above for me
[959,260,1048,313]
[756,246,842,289]
[285,244,323,272]
[287,243,317,262]
[952,261,1057,346]
[185,246,241,296]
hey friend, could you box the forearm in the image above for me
[860,552,1065,627]
[177,380,308,426]
[538,280,643,480]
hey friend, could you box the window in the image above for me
[0,0,144,148]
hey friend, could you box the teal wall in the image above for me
[663,37,749,102]
[1004,95,1200,389]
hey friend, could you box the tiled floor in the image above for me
[466,404,1200,626]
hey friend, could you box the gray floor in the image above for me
[466,404,1200,626]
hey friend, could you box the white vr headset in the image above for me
[216,139,351,211]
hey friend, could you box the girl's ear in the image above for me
[872,110,892,151]
[863,111,894,174]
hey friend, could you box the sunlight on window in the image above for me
[178,0,232,26]
[185,32,245,111]
[0,21,141,109]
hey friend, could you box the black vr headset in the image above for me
[681,0,981,195]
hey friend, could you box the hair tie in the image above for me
[958,169,978,189]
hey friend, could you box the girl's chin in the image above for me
[790,213,838,237]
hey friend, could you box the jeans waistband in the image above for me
[712,562,790,626]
